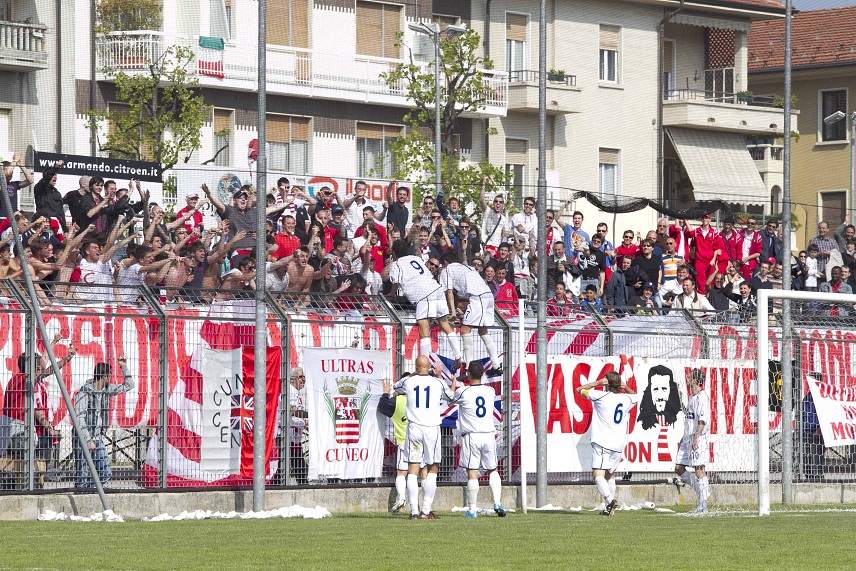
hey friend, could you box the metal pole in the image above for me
[0,174,110,510]
[780,0,794,505]
[25,304,36,490]
[434,24,442,199]
[253,0,268,512]
[756,289,771,516]
[535,0,548,507]
[850,112,855,224]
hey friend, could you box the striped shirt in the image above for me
[661,253,684,283]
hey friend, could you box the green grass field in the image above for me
[1,508,854,570]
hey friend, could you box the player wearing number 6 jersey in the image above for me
[674,368,711,513]
[389,240,463,363]
[453,361,505,518]
[576,371,637,516]
[393,355,456,519]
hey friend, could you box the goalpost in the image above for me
[755,288,856,516]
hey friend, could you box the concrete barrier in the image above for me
[2,483,855,520]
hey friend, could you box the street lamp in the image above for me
[408,22,467,199]
[824,110,856,223]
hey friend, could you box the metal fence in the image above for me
[2,282,855,493]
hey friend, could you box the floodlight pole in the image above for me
[253,0,268,512]
[535,0,548,507]
[433,23,442,199]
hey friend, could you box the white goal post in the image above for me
[755,288,856,516]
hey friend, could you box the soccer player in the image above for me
[439,251,501,374]
[576,371,637,516]
[394,355,456,519]
[389,239,462,363]
[673,368,711,513]
[454,360,505,518]
[379,373,411,512]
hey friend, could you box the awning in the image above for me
[671,13,751,33]
[666,127,767,206]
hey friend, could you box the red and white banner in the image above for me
[806,374,856,447]
[517,355,759,473]
[302,348,390,481]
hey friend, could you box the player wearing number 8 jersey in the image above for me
[674,368,711,513]
[453,361,505,518]
[576,371,637,516]
[393,355,456,519]
[389,240,463,363]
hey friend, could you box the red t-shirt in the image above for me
[273,232,301,259]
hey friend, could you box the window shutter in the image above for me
[213,109,231,132]
[506,14,527,42]
[383,3,401,58]
[267,114,290,143]
[663,41,673,69]
[356,1,383,57]
[290,116,310,141]
[505,138,528,164]
[599,148,619,165]
[357,122,386,139]
[600,25,620,51]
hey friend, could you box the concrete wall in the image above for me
[1,483,854,520]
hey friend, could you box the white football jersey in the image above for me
[454,384,497,434]
[393,373,454,427]
[683,390,710,440]
[389,255,442,304]
[439,262,491,299]
[584,389,638,452]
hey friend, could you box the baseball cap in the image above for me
[234,190,249,200]
[331,204,344,215]
[187,192,200,199]
[643,282,655,291]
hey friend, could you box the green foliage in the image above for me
[381,29,511,225]
[94,0,162,34]
[89,45,211,170]
[772,93,799,109]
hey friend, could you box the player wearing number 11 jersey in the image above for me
[576,371,637,516]
[393,355,456,519]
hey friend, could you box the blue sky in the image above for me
[793,0,856,9]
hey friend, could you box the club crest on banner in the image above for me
[324,376,370,444]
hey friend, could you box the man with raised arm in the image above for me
[576,371,637,516]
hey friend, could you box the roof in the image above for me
[749,6,856,71]
[722,0,785,10]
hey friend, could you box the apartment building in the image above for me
[749,6,856,247]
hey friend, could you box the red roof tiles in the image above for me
[749,6,856,71]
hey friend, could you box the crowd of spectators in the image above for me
[1,160,854,322]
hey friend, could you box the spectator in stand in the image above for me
[644,231,663,257]
[0,153,33,218]
[819,266,852,317]
[64,175,92,229]
[760,219,783,264]
[494,266,518,316]
[543,209,564,257]
[673,276,715,315]
[653,218,669,252]
[412,195,436,230]
[580,284,603,312]
[605,254,632,308]
[687,213,727,295]
[483,265,498,296]
[511,235,534,300]
[486,242,515,287]
[546,240,578,300]
[273,214,302,260]
[177,191,204,235]
[287,246,320,294]
[75,218,139,303]
[325,236,350,278]
[204,183,288,262]
[791,250,808,291]
[659,265,692,309]
[629,282,657,314]
[737,217,763,280]
[33,159,66,230]
[841,265,856,292]
[658,236,684,288]
[833,219,856,252]
[510,196,537,249]
[353,206,388,249]
[359,226,386,274]
[329,204,348,240]
[808,221,839,276]
[631,239,661,286]
[580,234,607,298]
[479,182,511,258]
[78,176,114,234]
[720,220,740,263]
[454,216,481,264]
[380,182,410,237]
[342,180,371,235]
[471,255,485,276]
[727,281,758,323]
[616,229,639,260]
[0,243,22,281]
[411,225,440,262]
[546,282,574,317]
[749,259,775,293]
[724,260,745,296]
[804,245,820,292]
[116,244,171,303]
[706,273,732,312]
[595,222,615,278]
[561,209,590,256]
[668,218,691,260]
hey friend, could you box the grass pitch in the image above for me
[1,507,854,570]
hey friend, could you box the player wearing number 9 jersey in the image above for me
[576,371,637,516]
[393,355,456,519]
[453,361,505,518]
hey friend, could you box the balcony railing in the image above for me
[665,88,777,107]
[509,69,577,87]
[96,32,508,113]
[0,20,48,70]
[748,144,784,161]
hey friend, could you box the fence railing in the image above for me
[3,284,854,492]
[0,20,47,54]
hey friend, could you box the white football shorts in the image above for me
[462,292,496,328]
[415,289,450,321]
[460,432,498,471]
[675,436,709,467]
[404,423,442,466]
[591,442,623,473]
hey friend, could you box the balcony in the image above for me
[663,67,799,136]
[507,70,581,115]
[747,143,784,175]
[95,32,508,117]
[0,20,48,72]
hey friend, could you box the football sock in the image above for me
[467,479,479,512]
[481,335,499,368]
[395,474,406,501]
[422,472,438,514]
[444,332,463,361]
[680,471,692,485]
[419,337,431,357]
[462,333,474,365]
[595,476,613,502]
[607,477,616,499]
[488,471,502,505]
[407,474,419,515]
[698,476,710,501]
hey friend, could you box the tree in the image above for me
[89,45,212,170]
[381,29,511,223]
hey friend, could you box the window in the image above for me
[599,25,620,83]
[506,13,527,82]
[356,1,400,59]
[821,191,847,229]
[267,0,308,48]
[821,89,848,142]
[357,123,399,178]
[599,148,620,199]
[505,139,528,207]
[266,114,309,173]
[212,109,232,167]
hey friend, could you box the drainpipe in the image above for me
[657,0,684,205]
